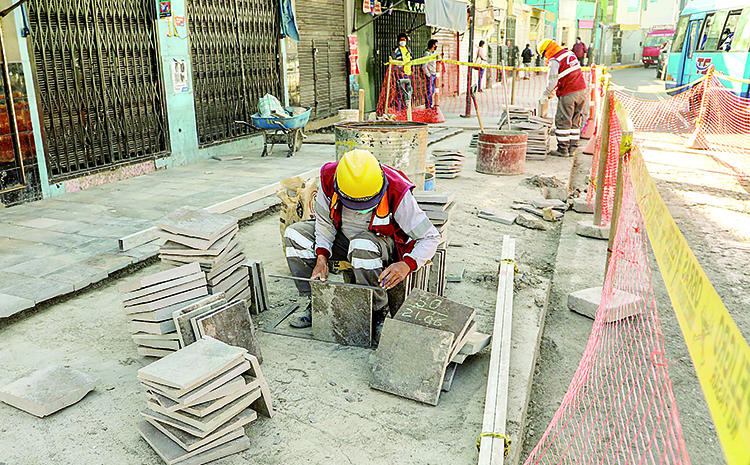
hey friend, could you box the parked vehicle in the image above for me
[665,0,750,97]
[643,28,675,68]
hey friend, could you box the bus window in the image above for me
[687,21,702,59]
[672,16,690,52]
[718,9,743,51]
[697,11,728,51]
[731,7,750,52]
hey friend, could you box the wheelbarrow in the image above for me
[236,107,311,157]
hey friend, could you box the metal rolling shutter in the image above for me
[296,0,348,119]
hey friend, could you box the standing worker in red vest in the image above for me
[538,38,588,157]
[283,150,441,335]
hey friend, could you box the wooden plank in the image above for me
[118,168,319,251]
[478,235,515,465]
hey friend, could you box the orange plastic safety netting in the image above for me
[587,92,622,224]
[524,147,691,465]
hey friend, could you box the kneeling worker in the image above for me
[284,149,441,329]
[537,38,588,157]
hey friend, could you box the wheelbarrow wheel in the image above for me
[287,129,303,157]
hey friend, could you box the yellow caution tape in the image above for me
[628,147,750,465]
[499,258,519,275]
[476,432,511,459]
[714,72,750,85]
[388,55,439,67]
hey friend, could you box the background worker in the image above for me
[521,44,534,80]
[572,37,587,66]
[391,32,413,110]
[423,39,439,108]
[537,38,588,157]
[475,40,488,91]
[283,150,441,333]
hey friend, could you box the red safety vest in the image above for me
[320,162,416,258]
[550,49,587,97]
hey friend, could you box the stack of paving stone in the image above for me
[413,191,455,242]
[242,260,269,315]
[137,337,274,465]
[513,120,551,160]
[499,105,533,128]
[370,289,477,405]
[430,150,466,179]
[120,263,210,358]
[157,206,250,302]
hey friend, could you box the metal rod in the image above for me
[0,0,29,18]
[269,274,384,292]
[464,0,476,117]
[501,60,512,131]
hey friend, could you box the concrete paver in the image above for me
[0,145,332,319]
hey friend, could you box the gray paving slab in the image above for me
[41,264,109,291]
[310,281,373,348]
[0,254,31,269]
[5,257,72,278]
[193,300,262,364]
[17,217,67,229]
[0,365,99,417]
[0,293,34,318]
[1,277,75,305]
[80,253,136,274]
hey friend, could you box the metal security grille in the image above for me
[374,10,430,98]
[27,0,169,181]
[297,0,348,119]
[188,0,282,146]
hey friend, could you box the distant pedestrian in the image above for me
[423,39,439,108]
[572,37,587,66]
[521,43,534,80]
[476,40,488,91]
[391,32,413,110]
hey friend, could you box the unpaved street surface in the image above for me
[0,132,573,464]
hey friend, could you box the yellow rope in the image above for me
[476,432,511,459]
[499,258,519,275]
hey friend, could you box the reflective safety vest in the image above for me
[550,49,587,97]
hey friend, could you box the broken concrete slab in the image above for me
[370,318,454,406]
[575,219,610,240]
[192,300,262,363]
[0,293,35,318]
[446,263,465,283]
[541,186,568,201]
[0,365,99,417]
[516,214,549,231]
[310,281,373,348]
[145,408,256,452]
[571,197,594,214]
[478,210,517,225]
[137,337,246,393]
[156,206,238,241]
[568,286,643,322]
[532,199,566,210]
[137,420,247,464]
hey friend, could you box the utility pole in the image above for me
[464,1,477,117]
[592,0,600,59]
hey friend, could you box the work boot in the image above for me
[549,148,570,157]
[289,302,312,328]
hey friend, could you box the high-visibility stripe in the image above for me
[284,227,314,249]
[570,128,581,134]
[556,129,571,135]
[372,215,390,226]
[285,247,316,260]
[351,257,383,270]
[350,238,380,254]
[558,64,581,80]
[557,136,571,142]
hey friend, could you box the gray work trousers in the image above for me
[554,89,588,152]
[284,221,395,312]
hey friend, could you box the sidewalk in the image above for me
[0,144,332,319]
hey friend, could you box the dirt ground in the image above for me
[0,131,574,465]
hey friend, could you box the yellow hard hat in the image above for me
[537,38,554,56]
[335,150,386,210]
